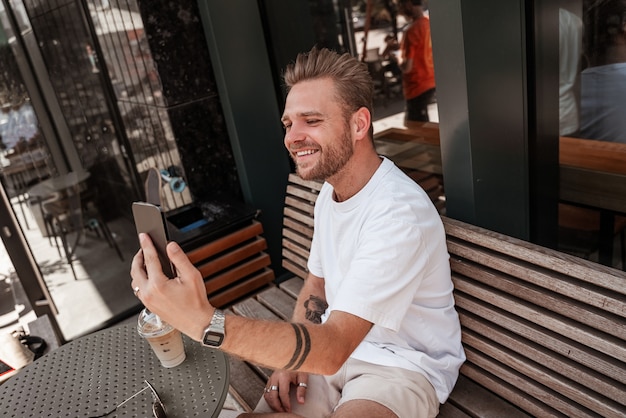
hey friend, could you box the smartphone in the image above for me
[132,201,176,278]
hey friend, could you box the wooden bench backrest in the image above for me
[444,216,626,417]
[281,174,321,280]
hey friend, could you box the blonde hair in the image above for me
[284,47,374,128]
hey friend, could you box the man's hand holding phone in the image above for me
[131,232,214,342]
[131,202,176,278]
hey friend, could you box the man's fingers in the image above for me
[264,386,287,413]
[295,374,309,404]
[278,384,292,413]
[130,248,147,298]
[130,248,146,279]
[166,241,198,281]
[138,233,168,282]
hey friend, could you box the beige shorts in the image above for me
[254,357,439,418]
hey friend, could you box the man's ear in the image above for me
[353,107,371,140]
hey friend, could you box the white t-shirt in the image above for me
[308,157,465,403]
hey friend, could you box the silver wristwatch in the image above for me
[202,309,225,348]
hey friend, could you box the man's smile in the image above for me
[295,149,318,157]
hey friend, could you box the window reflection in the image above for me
[580,0,626,143]
[559,6,583,136]
[556,1,626,270]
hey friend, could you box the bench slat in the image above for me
[444,217,626,295]
[283,217,314,239]
[279,277,304,299]
[227,356,266,412]
[282,259,308,280]
[445,375,531,418]
[559,135,626,175]
[459,312,624,401]
[461,359,573,418]
[463,330,623,416]
[282,246,308,271]
[285,188,318,211]
[282,237,310,261]
[282,227,312,249]
[208,269,274,307]
[437,403,472,418]
[454,277,626,363]
[448,240,626,320]
[256,287,297,320]
[284,206,315,228]
[466,345,625,418]
[450,255,625,339]
[287,173,323,191]
[231,295,282,322]
[455,291,625,386]
[196,237,268,278]
[186,221,264,263]
[204,253,272,294]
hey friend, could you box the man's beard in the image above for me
[294,128,353,182]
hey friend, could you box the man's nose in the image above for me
[284,123,305,146]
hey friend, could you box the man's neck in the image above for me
[328,155,383,202]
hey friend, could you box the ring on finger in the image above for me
[265,385,278,393]
[297,382,308,388]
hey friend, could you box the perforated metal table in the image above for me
[0,323,229,417]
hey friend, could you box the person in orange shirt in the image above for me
[399,0,436,123]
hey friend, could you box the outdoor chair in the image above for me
[42,172,123,280]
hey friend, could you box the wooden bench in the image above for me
[226,173,626,417]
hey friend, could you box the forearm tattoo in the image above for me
[304,295,328,324]
[284,323,311,370]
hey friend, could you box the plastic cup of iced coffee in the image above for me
[137,308,186,368]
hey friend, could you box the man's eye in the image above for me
[306,119,320,125]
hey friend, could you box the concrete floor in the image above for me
[1,207,142,341]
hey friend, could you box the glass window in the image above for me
[558,0,626,269]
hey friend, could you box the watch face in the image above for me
[203,331,224,347]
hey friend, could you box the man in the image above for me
[399,0,436,123]
[131,47,464,418]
